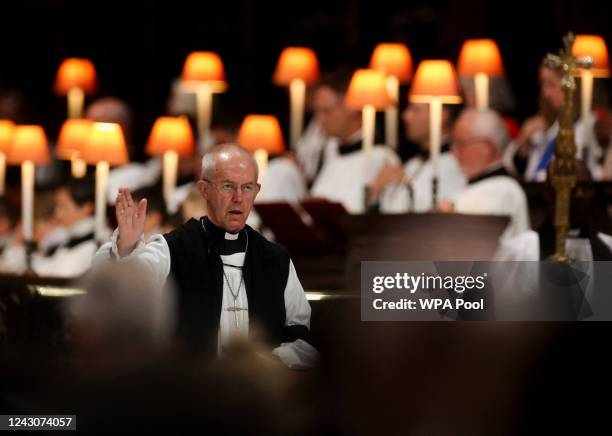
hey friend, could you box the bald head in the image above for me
[86,97,132,128]
[452,109,510,179]
[197,143,260,232]
[454,109,509,152]
[201,143,259,181]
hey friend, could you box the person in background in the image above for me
[443,108,529,240]
[0,199,17,256]
[32,177,97,277]
[132,186,168,239]
[181,187,208,223]
[0,191,69,274]
[371,101,466,212]
[310,69,399,213]
[504,64,602,181]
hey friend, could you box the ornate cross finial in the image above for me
[544,32,593,91]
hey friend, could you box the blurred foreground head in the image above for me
[66,259,176,370]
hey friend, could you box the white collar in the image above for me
[225,232,239,240]
[67,216,95,238]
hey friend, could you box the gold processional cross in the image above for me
[543,32,593,262]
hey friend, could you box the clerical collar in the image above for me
[68,216,95,238]
[468,163,510,185]
[334,129,361,156]
[201,216,247,255]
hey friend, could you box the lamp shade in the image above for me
[53,58,97,95]
[409,60,462,104]
[457,39,504,76]
[81,122,129,165]
[572,35,610,77]
[146,116,195,156]
[56,119,92,159]
[0,120,15,154]
[7,125,50,165]
[181,51,228,92]
[237,115,285,155]
[273,47,320,85]
[345,69,393,110]
[369,43,414,83]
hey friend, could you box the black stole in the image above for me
[163,218,309,356]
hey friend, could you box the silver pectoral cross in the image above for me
[225,306,248,312]
[226,306,247,328]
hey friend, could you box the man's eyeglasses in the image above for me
[203,179,260,196]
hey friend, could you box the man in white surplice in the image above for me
[94,144,317,368]
[372,102,466,212]
[309,69,399,213]
[446,109,530,240]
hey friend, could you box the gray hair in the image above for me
[459,108,509,152]
[201,143,259,181]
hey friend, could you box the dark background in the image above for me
[1,0,611,158]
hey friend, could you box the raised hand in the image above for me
[115,187,147,257]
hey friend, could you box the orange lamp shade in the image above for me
[273,47,320,85]
[457,39,504,77]
[146,116,195,156]
[409,60,462,104]
[181,51,228,92]
[53,58,97,95]
[572,35,610,77]
[237,115,285,155]
[345,69,393,110]
[56,119,92,159]
[0,120,15,154]
[81,122,129,165]
[369,43,414,83]
[7,125,50,165]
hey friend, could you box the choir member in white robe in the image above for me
[33,180,98,277]
[596,111,612,180]
[309,70,399,213]
[504,64,602,181]
[374,102,466,212]
[449,109,530,240]
[295,119,328,184]
[94,144,317,369]
[256,156,307,203]
[3,179,98,276]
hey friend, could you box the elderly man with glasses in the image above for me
[94,143,317,368]
[442,109,530,240]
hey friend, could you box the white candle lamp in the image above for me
[0,120,16,196]
[180,52,228,153]
[237,115,285,185]
[273,47,320,148]
[409,60,462,207]
[7,125,50,269]
[457,39,504,111]
[54,58,97,119]
[81,122,129,243]
[146,116,195,210]
[56,119,93,179]
[572,35,610,160]
[369,43,414,148]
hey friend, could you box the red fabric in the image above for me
[502,116,520,139]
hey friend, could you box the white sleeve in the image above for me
[272,259,319,369]
[92,228,172,287]
[379,183,411,214]
[0,244,27,274]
